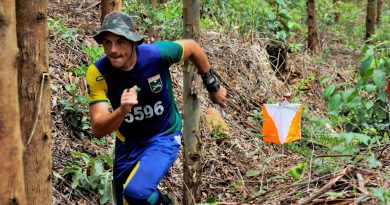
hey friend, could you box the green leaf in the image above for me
[340,133,354,144]
[144,18,153,25]
[287,21,300,31]
[340,132,371,145]
[355,133,370,145]
[99,172,112,204]
[365,101,374,110]
[341,88,357,103]
[246,169,261,177]
[320,77,331,86]
[323,84,336,100]
[359,55,373,77]
[328,93,341,111]
[278,9,292,20]
[347,96,362,108]
[365,84,377,94]
[367,157,382,168]
[288,162,308,181]
[373,68,386,88]
[370,188,389,204]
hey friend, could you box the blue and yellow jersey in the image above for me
[86,41,184,143]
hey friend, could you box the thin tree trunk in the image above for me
[101,0,122,24]
[365,0,376,40]
[376,0,382,25]
[307,0,319,52]
[16,1,52,204]
[0,1,27,204]
[149,0,158,6]
[333,0,341,23]
[182,0,202,204]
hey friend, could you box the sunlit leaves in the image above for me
[359,55,373,77]
[328,93,341,111]
[323,84,336,100]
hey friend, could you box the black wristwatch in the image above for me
[199,68,221,92]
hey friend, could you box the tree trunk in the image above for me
[333,0,341,23]
[376,0,382,25]
[101,0,122,24]
[16,1,52,205]
[0,1,28,205]
[365,0,376,41]
[182,0,202,204]
[149,0,167,6]
[307,0,319,53]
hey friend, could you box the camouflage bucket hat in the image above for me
[94,11,144,45]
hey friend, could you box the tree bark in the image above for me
[101,0,122,24]
[182,0,202,204]
[333,0,341,23]
[16,1,52,205]
[365,0,376,41]
[376,0,382,25]
[307,0,319,53]
[0,1,28,205]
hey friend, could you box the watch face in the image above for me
[207,77,216,84]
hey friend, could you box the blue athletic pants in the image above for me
[113,133,181,205]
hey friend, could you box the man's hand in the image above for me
[120,86,139,114]
[209,86,227,108]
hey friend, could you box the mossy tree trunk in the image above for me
[376,0,382,25]
[182,0,202,204]
[0,1,27,204]
[101,0,122,24]
[365,0,376,41]
[307,0,319,53]
[16,1,52,204]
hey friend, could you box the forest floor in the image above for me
[48,0,389,205]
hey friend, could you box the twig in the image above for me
[25,73,49,148]
[298,167,349,205]
[183,181,197,205]
[356,172,368,194]
[82,1,100,11]
[315,154,355,158]
[52,187,76,205]
[241,172,336,203]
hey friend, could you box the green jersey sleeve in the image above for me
[154,41,184,68]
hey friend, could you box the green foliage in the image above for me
[292,74,315,100]
[370,188,390,205]
[59,95,90,139]
[59,74,90,139]
[210,125,227,139]
[63,152,113,204]
[123,0,183,40]
[322,44,389,139]
[288,162,308,181]
[48,17,77,42]
[81,44,104,63]
[246,110,262,140]
[202,0,300,41]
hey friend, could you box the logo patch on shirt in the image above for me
[148,74,163,93]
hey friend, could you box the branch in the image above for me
[298,167,349,205]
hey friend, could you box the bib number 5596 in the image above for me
[124,101,164,123]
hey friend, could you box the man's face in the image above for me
[101,32,135,70]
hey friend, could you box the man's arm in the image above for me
[89,86,138,137]
[175,39,227,107]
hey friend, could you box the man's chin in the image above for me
[109,60,125,69]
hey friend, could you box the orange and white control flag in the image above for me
[262,103,302,144]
